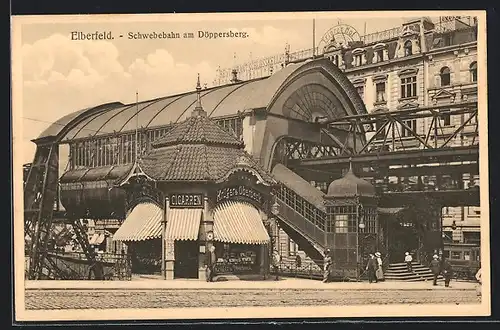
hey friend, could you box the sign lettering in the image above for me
[216,186,263,205]
[169,193,203,208]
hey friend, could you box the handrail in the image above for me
[275,196,325,252]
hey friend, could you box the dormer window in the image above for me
[332,54,340,67]
[352,48,365,67]
[440,66,451,86]
[470,62,477,82]
[354,54,362,66]
[372,43,387,63]
[404,40,413,56]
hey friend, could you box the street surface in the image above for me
[25,279,481,310]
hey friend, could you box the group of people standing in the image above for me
[406,251,453,287]
[365,252,384,283]
[321,249,385,283]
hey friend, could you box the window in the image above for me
[375,49,384,62]
[451,251,462,260]
[404,40,413,56]
[374,121,386,140]
[375,82,386,103]
[440,109,451,126]
[440,67,451,86]
[470,62,477,82]
[356,85,364,100]
[400,76,417,98]
[402,119,417,137]
[353,54,363,66]
[463,232,480,244]
[332,54,340,66]
[334,214,348,233]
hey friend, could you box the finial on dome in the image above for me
[192,73,206,117]
[348,157,353,173]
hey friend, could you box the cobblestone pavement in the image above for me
[25,288,481,310]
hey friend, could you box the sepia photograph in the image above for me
[11,10,489,321]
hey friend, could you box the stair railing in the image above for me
[274,195,326,254]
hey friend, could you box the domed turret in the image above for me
[327,162,376,198]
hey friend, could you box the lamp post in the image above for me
[358,218,366,280]
[269,201,280,277]
[271,201,280,252]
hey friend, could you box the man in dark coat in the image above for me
[429,254,441,286]
[365,254,377,283]
[441,258,453,287]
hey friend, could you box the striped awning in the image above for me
[165,208,203,241]
[213,200,270,245]
[113,202,163,241]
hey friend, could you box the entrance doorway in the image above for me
[387,222,419,263]
[174,240,199,279]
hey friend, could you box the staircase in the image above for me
[384,261,443,282]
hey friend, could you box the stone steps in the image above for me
[384,262,443,282]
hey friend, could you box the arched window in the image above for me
[404,40,413,56]
[470,62,477,82]
[440,66,451,86]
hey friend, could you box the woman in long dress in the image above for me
[375,252,384,281]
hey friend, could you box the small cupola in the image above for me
[327,161,376,198]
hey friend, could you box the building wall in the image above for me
[275,18,479,261]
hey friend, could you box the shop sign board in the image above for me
[169,193,204,208]
[216,185,263,205]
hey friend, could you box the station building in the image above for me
[29,17,480,280]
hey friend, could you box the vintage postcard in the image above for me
[12,10,490,322]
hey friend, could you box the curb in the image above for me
[25,286,476,291]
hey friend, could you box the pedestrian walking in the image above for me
[404,252,413,272]
[429,254,441,286]
[475,268,482,296]
[375,252,384,281]
[295,253,302,268]
[365,254,377,283]
[441,258,453,287]
[272,249,281,281]
[323,249,332,283]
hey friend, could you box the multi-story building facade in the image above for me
[236,17,479,263]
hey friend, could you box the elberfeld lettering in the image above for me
[71,31,113,40]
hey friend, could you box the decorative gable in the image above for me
[398,68,419,77]
[397,101,419,110]
[432,89,456,100]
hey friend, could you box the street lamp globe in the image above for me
[358,222,365,230]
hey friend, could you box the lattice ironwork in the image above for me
[323,102,478,157]
[24,142,60,280]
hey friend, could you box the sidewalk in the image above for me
[25,276,478,291]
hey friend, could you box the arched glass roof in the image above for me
[41,63,303,143]
[38,58,366,143]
